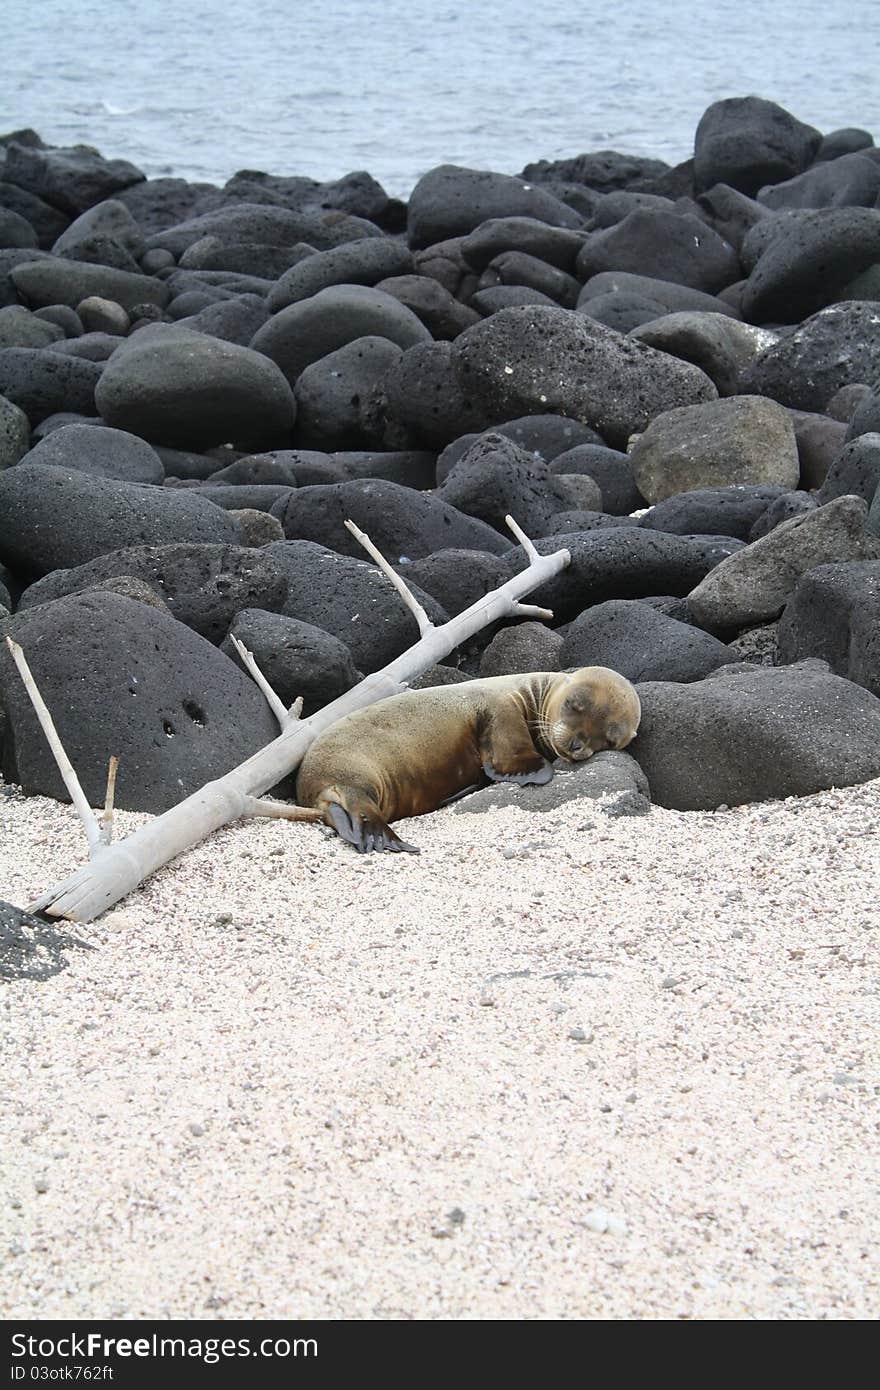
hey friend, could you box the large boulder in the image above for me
[757,152,880,211]
[17,543,289,644]
[271,478,508,560]
[222,608,362,715]
[692,97,822,196]
[560,599,736,683]
[631,665,880,810]
[436,431,594,536]
[628,395,799,503]
[250,283,431,387]
[451,305,717,449]
[0,347,101,424]
[0,591,280,813]
[267,239,413,311]
[777,560,880,697]
[407,164,581,250]
[641,485,788,540]
[94,323,297,451]
[500,527,739,621]
[144,202,383,258]
[687,494,880,632]
[19,423,165,484]
[740,209,880,322]
[293,336,401,450]
[0,462,238,578]
[263,540,447,673]
[628,312,777,396]
[2,142,145,215]
[817,433,880,506]
[10,256,168,314]
[740,303,880,412]
[0,393,30,468]
[574,209,740,293]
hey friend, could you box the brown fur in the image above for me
[295,667,641,853]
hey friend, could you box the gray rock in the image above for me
[693,97,821,196]
[0,463,239,578]
[437,431,583,536]
[845,390,880,442]
[777,560,880,697]
[144,202,383,258]
[2,142,145,215]
[453,750,649,813]
[790,410,848,489]
[397,548,508,619]
[52,198,144,257]
[251,283,431,387]
[264,539,447,673]
[0,304,65,349]
[18,542,288,643]
[95,323,296,451]
[0,591,279,813]
[748,490,817,540]
[451,305,717,450]
[20,423,165,484]
[741,208,880,322]
[547,444,642,515]
[479,621,564,676]
[374,274,480,339]
[740,303,880,413]
[757,152,880,211]
[630,665,880,810]
[482,249,581,308]
[0,348,102,424]
[460,217,587,272]
[640,485,786,539]
[818,433,880,506]
[500,527,739,621]
[74,296,130,335]
[0,393,30,467]
[628,312,777,396]
[271,477,507,559]
[575,208,740,294]
[578,270,741,317]
[10,256,169,313]
[471,285,557,314]
[560,599,736,682]
[174,293,269,346]
[407,164,581,250]
[222,607,362,714]
[380,339,493,450]
[687,494,880,632]
[267,238,413,311]
[629,395,799,503]
[293,335,401,450]
[229,508,284,547]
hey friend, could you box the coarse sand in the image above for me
[1,773,878,1321]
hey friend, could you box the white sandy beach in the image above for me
[1,774,878,1320]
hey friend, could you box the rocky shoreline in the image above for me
[1,94,880,838]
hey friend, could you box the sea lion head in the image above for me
[540,667,641,762]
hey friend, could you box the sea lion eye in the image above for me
[569,738,584,754]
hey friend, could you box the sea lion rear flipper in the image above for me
[482,758,554,786]
[324,800,419,855]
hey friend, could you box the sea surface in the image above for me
[2,0,878,198]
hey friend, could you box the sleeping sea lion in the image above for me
[294,666,641,853]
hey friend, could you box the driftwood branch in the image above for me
[22,517,570,923]
[5,636,103,855]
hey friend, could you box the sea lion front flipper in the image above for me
[482,758,554,786]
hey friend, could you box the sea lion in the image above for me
[295,666,641,853]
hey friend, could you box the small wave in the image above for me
[101,99,143,116]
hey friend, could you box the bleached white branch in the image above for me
[228,633,291,731]
[5,636,102,856]
[24,517,570,922]
[344,518,433,636]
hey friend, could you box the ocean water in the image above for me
[1,0,878,199]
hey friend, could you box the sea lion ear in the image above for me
[605,722,624,747]
[563,688,593,715]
